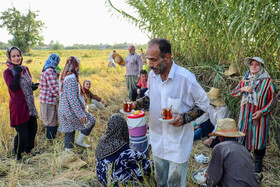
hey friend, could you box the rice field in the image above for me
[0,49,279,186]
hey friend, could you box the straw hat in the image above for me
[243,57,265,67]
[209,118,245,137]
[206,87,226,106]
[112,52,125,66]
[58,151,87,169]
[224,64,238,76]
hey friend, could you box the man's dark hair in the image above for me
[147,38,171,58]
[140,69,148,75]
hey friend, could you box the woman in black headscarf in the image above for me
[95,114,151,186]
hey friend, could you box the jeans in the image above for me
[153,156,189,187]
[194,119,214,140]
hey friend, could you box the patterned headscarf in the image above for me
[60,56,80,85]
[42,54,60,72]
[6,46,23,68]
[95,114,129,161]
[241,64,271,106]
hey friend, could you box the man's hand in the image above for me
[252,110,262,120]
[168,114,183,127]
[241,86,253,93]
[137,77,140,82]
[204,138,213,147]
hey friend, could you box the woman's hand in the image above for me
[168,114,183,127]
[252,110,262,120]
[81,117,87,124]
[241,86,253,93]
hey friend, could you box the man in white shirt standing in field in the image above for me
[132,38,209,186]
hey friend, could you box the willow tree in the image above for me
[0,8,45,53]
[106,0,280,74]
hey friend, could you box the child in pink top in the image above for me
[132,70,148,101]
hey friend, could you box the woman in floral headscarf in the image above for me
[232,57,277,180]
[3,46,39,160]
[58,56,95,151]
[39,54,60,140]
[95,114,151,186]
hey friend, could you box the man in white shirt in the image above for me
[132,38,209,186]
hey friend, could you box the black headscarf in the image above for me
[95,114,129,161]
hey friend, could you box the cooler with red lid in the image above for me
[127,111,146,137]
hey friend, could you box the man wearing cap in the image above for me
[206,118,258,187]
[193,87,231,147]
[132,38,209,187]
[125,45,142,100]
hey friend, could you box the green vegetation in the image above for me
[107,0,280,75]
[0,8,45,53]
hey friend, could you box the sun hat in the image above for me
[224,64,238,76]
[206,87,226,106]
[58,151,87,169]
[112,51,125,66]
[209,118,245,137]
[243,57,265,67]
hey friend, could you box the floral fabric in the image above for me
[58,76,95,133]
[96,144,151,186]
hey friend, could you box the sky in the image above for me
[0,0,150,46]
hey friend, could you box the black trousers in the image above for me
[14,116,37,156]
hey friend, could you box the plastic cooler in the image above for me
[127,111,146,137]
[130,135,149,158]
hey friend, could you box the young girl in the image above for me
[58,56,95,150]
[3,46,38,160]
[82,80,107,112]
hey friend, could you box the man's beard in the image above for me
[152,58,167,75]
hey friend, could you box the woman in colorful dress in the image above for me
[3,46,39,160]
[232,57,277,180]
[39,54,60,140]
[95,114,151,186]
[58,56,95,150]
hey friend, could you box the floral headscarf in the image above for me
[60,56,80,84]
[95,114,129,160]
[42,54,60,72]
[6,46,23,68]
[241,63,271,106]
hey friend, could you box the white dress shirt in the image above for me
[146,61,210,163]
[193,105,231,139]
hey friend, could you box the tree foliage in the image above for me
[106,0,280,75]
[0,8,45,53]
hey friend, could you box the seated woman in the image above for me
[95,114,151,186]
[82,80,107,112]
